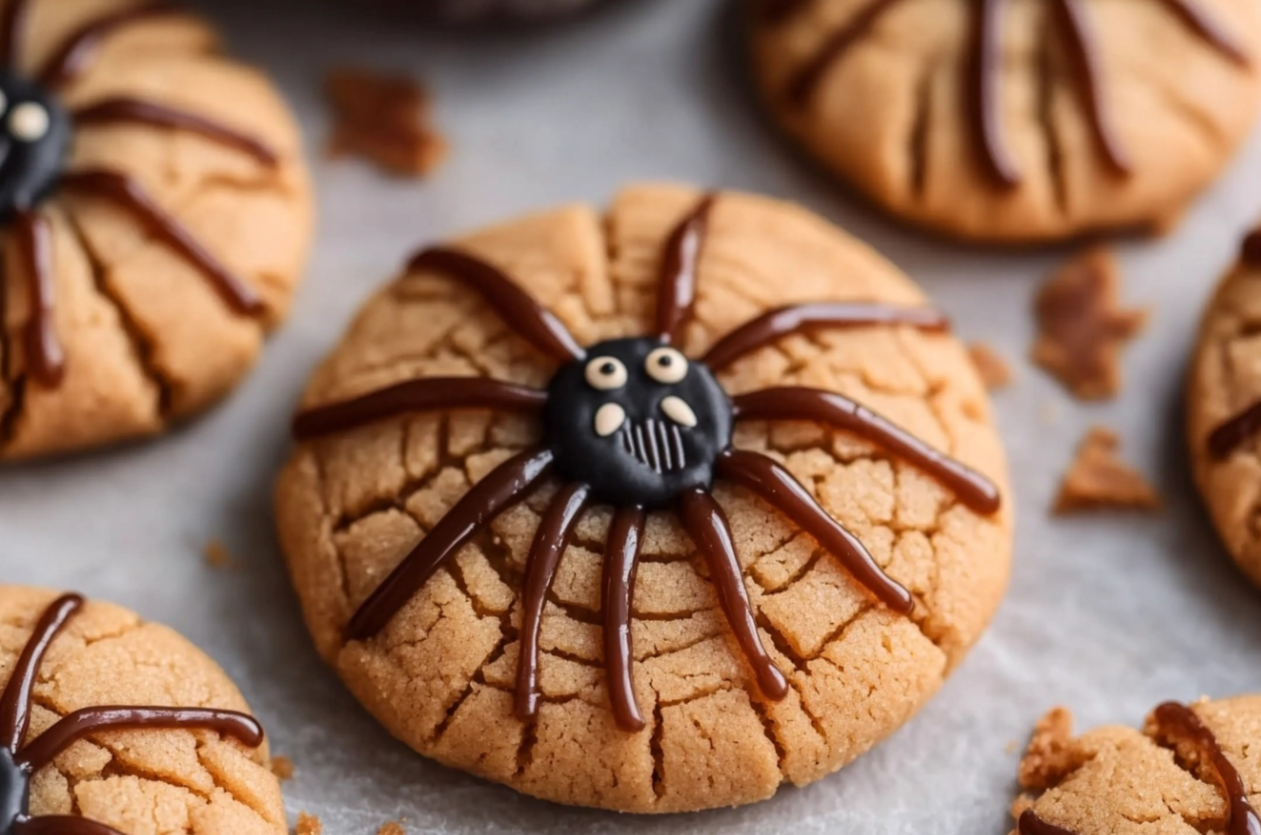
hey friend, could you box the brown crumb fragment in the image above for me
[1054,427,1161,514]
[326,68,446,176]
[204,540,236,570]
[968,341,1013,390]
[271,755,295,780]
[1018,707,1076,790]
[1032,248,1148,400]
[295,813,322,835]
[377,823,406,835]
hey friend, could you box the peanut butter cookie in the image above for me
[1188,227,1261,586]
[0,0,312,460]
[750,0,1261,243]
[0,585,285,835]
[1011,699,1261,835]
[275,183,1012,812]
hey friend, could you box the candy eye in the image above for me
[585,356,627,391]
[9,102,49,142]
[645,347,688,384]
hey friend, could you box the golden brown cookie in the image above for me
[0,585,285,835]
[0,0,312,460]
[275,183,1013,812]
[1010,699,1261,835]
[1188,228,1261,586]
[749,0,1261,243]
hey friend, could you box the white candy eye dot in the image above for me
[9,102,49,142]
[645,347,688,384]
[585,356,627,391]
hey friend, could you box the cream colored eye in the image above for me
[9,102,49,142]
[585,356,627,391]
[645,347,688,384]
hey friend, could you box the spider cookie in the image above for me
[1188,228,1261,585]
[0,586,285,835]
[276,184,1012,812]
[0,0,311,460]
[750,0,1261,243]
[1011,699,1261,835]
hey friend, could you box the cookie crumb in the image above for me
[968,342,1013,390]
[377,823,405,835]
[1032,248,1148,400]
[204,540,235,570]
[271,755,295,780]
[1019,707,1076,789]
[326,68,447,176]
[295,813,322,835]
[1054,427,1161,514]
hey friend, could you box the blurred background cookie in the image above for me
[0,585,285,835]
[749,0,1261,243]
[275,183,1012,812]
[0,0,312,460]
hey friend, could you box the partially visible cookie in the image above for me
[276,183,1012,812]
[0,585,285,835]
[1011,698,1261,835]
[749,0,1261,243]
[0,0,312,460]
[1188,227,1261,585]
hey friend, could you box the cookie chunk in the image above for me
[275,183,1012,812]
[749,0,1261,243]
[0,0,312,460]
[0,586,285,835]
[1011,699,1261,835]
[1188,227,1261,586]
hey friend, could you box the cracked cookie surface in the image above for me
[1011,699,1261,835]
[1189,228,1261,586]
[0,585,285,835]
[749,0,1261,243]
[0,0,312,460]
[275,183,1013,812]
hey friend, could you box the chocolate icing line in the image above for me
[515,481,591,721]
[0,593,82,753]
[1054,0,1132,177]
[73,98,280,167]
[293,377,546,440]
[717,448,914,613]
[38,3,183,89]
[655,194,714,343]
[1152,701,1261,835]
[60,168,264,316]
[785,0,903,109]
[731,386,1002,514]
[12,210,62,387]
[408,247,585,363]
[679,487,789,701]
[701,301,949,371]
[0,0,31,70]
[603,506,646,732]
[972,0,1021,187]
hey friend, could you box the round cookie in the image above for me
[0,585,285,835]
[276,183,1013,812]
[0,0,312,460]
[749,0,1261,243]
[1188,228,1261,586]
[1011,698,1261,835]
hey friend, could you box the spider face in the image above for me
[546,337,732,508]
[0,747,27,832]
[0,70,68,217]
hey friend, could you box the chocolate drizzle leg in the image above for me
[777,0,1248,187]
[0,593,265,835]
[72,98,280,167]
[11,211,61,386]
[59,168,263,315]
[304,192,1001,732]
[1151,702,1261,835]
[38,3,183,88]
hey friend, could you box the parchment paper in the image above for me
[5,0,1261,831]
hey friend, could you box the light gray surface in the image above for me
[4,0,1261,832]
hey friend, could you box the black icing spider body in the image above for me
[0,68,69,216]
[294,194,1002,732]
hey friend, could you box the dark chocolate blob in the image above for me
[545,337,733,508]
